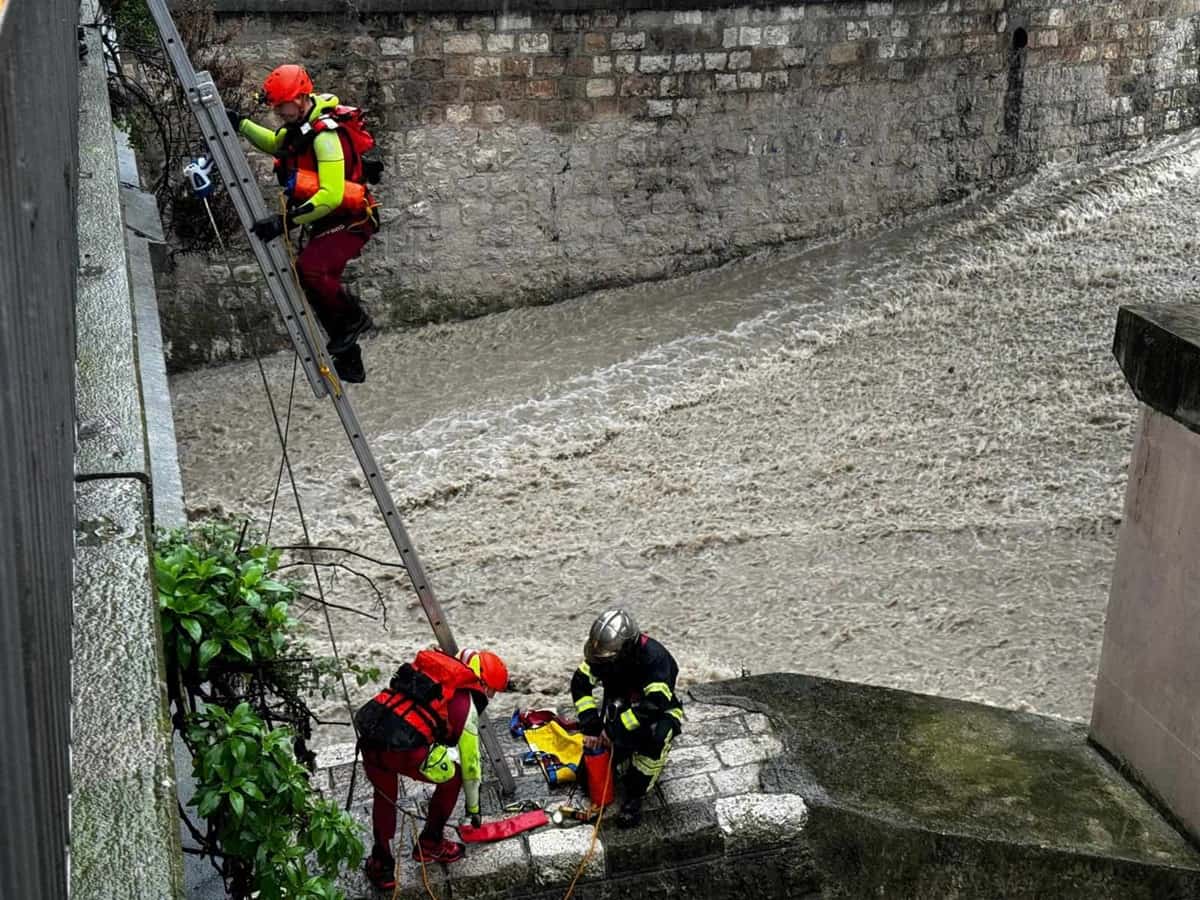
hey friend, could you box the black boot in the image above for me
[326,295,373,356]
[616,795,643,829]
[332,344,366,384]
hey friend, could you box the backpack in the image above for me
[316,105,384,185]
[355,649,482,748]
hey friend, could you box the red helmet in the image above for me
[458,649,508,693]
[261,64,313,106]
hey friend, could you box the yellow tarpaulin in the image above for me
[524,720,584,767]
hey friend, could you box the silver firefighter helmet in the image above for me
[584,608,639,665]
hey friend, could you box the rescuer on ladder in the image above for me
[226,64,379,383]
[354,647,509,889]
[571,609,684,828]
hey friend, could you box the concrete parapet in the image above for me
[1091,304,1200,846]
[320,673,1197,898]
[70,7,184,897]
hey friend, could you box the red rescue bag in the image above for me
[583,747,615,808]
[458,809,550,844]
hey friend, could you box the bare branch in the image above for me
[273,543,411,571]
[294,590,380,621]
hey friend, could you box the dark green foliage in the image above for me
[156,523,296,676]
[157,521,364,899]
[188,703,362,900]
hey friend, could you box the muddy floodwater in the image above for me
[171,132,1200,745]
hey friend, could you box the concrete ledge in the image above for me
[207,0,832,14]
[115,126,186,530]
[726,674,1200,899]
[76,17,147,483]
[322,674,1200,898]
[72,479,181,899]
[1112,304,1200,438]
[70,8,183,898]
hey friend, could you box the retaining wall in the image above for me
[158,0,1200,368]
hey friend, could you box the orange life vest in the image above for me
[363,650,483,746]
[275,105,378,218]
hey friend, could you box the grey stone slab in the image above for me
[72,478,181,899]
[121,153,185,531]
[675,713,747,747]
[665,743,722,776]
[724,673,1200,898]
[129,226,185,530]
[528,827,605,884]
[654,772,716,807]
[121,185,166,242]
[449,837,533,899]
[715,793,809,853]
[679,700,747,723]
[76,17,147,481]
[711,763,764,797]
[389,852,452,900]
[1091,404,1200,844]
[715,734,784,767]
[603,798,724,875]
[744,712,774,734]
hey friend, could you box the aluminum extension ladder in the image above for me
[144,0,515,795]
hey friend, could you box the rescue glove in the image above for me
[578,708,604,737]
[224,107,243,130]
[251,214,287,242]
[466,807,482,829]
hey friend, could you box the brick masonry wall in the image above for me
[157,0,1200,369]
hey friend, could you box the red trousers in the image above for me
[362,744,462,855]
[294,225,370,341]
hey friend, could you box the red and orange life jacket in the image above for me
[274,104,377,217]
[356,649,483,748]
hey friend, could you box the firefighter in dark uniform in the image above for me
[570,608,684,827]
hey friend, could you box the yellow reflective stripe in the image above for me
[632,755,667,775]
[632,734,674,786]
[620,708,640,731]
[575,695,598,713]
[643,681,673,700]
[578,661,595,683]
[668,707,685,722]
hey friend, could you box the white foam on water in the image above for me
[172,130,1200,748]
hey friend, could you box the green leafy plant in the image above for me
[157,521,366,898]
[189,703,362,899]
[156,524,297,675]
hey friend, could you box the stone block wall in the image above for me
[158,0,1200,369]
[316,694,813,899]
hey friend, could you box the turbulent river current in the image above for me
[172,131,1200,745]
